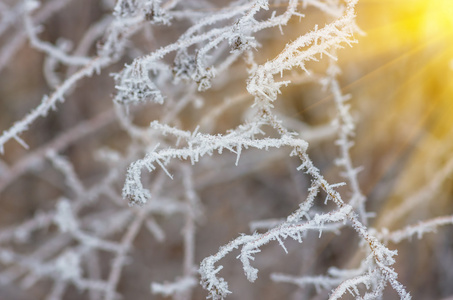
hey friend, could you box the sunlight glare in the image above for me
[424,0,453,37]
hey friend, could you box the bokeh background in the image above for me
[0,0,452,299]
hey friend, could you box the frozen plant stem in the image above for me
[2,0,452,299]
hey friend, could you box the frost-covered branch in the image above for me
[377,215,453,244]
[2,0,448,299]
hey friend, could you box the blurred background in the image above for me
[0,0,452,299]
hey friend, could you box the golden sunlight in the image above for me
[338,0,453,230]
[424,0,453,36]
